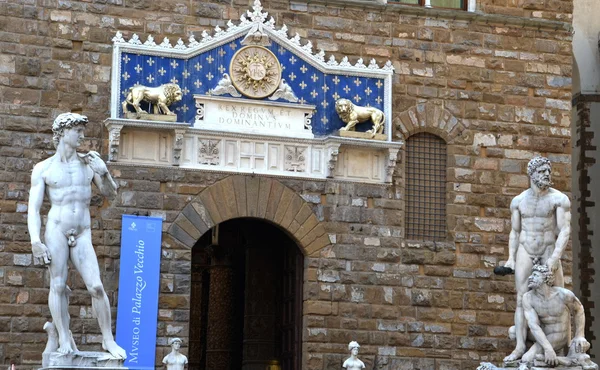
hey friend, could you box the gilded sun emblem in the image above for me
[230,46,282,99]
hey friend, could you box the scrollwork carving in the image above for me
[199,139,220,165]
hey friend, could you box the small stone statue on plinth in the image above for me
[343,341,365,370]
[163,338,188,370]
[28,113,126,367]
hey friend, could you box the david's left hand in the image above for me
[87,151,108,176]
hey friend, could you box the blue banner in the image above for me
[116,215,163,369]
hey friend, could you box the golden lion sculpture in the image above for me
[335,98,385,137]
[122,83,183,118]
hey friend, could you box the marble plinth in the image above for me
[42,351,125,369]
[125,112,177,122]
[338,130,387,141]
[477,361,598,370]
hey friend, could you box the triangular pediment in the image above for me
[110,0,393,138]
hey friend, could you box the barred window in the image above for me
[388,0,466,10]
[405,133,447,241]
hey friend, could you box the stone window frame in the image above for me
[387,0,471,11]
[303,0,477,12]
[404,132,448,242]
[395,101,469,244]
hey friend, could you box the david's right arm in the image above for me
[27,163,45,244]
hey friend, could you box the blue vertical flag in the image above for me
[116,215,163,369]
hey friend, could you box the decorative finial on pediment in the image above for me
[241,0,269,26]
[112,31,125,43]
[128,34,142,45]
[188,34,199,48]
[241,0,272,47]
[144,35,157,47]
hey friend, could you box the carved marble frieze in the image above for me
[104,119,402,184]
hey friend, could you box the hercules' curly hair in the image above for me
[527,156,551,177]
[52,112,88,148]
[532,257,554,286]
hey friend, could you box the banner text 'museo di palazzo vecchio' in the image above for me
[116,215,163,369]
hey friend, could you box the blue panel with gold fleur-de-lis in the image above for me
[119,37,386,136]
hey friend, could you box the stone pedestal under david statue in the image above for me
[479,157,597,370]
[28,113,127,368]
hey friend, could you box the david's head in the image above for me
[527,156,552,190]
[528,262,554,290]
[52,113,88,149]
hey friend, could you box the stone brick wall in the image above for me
[476,0,573,20]
[0,0,573,368]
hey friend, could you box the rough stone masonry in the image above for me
[0,0,574,368]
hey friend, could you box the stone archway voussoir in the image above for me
[167,175,330,256]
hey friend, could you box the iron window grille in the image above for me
[405,132,448,241]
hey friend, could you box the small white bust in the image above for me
[162,338,188,370]
[342,341,365,370]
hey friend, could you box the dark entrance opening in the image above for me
[188,218,304,370]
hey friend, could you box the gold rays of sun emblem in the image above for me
[230,46,282,99]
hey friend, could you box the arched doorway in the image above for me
[188,218,303,370]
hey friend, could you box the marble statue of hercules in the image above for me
[521,262,591,367]
[503,156,571,363]
[27,113,126,359]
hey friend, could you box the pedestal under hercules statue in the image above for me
[27,113,126,366]
[483,156,598,370]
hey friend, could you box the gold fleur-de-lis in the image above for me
[376,80,383,89]
[207,72,214,81]
[289,56,297,65]
[332,76,340,85]
[170,77,179,84]
[310,89,318,98]
[147,58,155,66]
[322,84,329,93]
[182,70,190,79]
[343,85,350,94]
[122,71,130,80]
[321,100,329,108]
[299,81,307,90]
[122,55,131,64]
[229,42,238,51]
[300,65,307,73]
[376,96,382,104]
[194,79,202,88]
[218,48,226,57]
[218,65,226,74]
[134,64,142,73]
[278,46,285,55]
[288,72,296,81]
[299,97,307,104]
[354,77,361,86]
[365,87,372,96]
[181,104,189,113]
[170,60,179,69]
[353,94,361,103]
[333,92,340,100]
[195,62,202,71]
[321,116,328,124]
[146,74,154,83]
[158,67,166,76]
[206,55,214,64]
[311,73,318,82]
[182,87,190,95]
